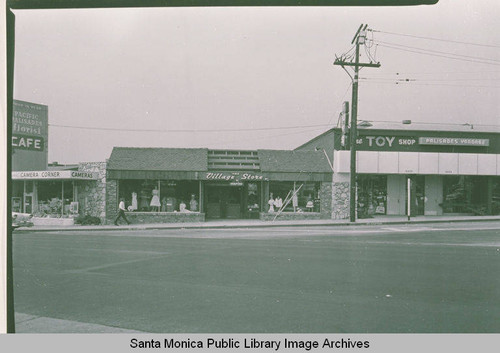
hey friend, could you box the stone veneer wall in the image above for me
[77,162,107,222]
[319,181,332,219]
[122,212,205,224]
[332,173,350,219]
[105,179,119,225]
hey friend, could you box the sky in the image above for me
[11,0,500,164]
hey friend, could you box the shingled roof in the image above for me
[108,147,208,171]
[258,149,332,173]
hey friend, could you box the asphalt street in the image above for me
[12,221,500,333]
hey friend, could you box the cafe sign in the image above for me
[204,172,267,182]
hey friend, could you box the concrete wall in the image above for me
[259,212,322,221]
[122,212,205,224]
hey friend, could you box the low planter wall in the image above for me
[32,217,75,226]
[120,212,205,224]
[259,212,323,221]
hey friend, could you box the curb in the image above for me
[14,217,500,233]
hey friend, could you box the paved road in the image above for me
[12,221,500,333]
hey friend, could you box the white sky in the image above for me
[12,0,500,164]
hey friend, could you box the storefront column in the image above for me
[73,181,77,204]
[105,179,119,224]
[262,181,269,212]
[32,181,38,214]
[61,181,65,217]
[199,181,204,213]
[332,173,350,219]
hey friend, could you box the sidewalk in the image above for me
[15,215,500,232]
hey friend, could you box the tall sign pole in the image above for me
[334,24,380,222]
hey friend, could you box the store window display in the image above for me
[268,181,321,213]
[118,179,199,213]
[357,175,387,218]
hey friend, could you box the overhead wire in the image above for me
[370,29,500,49]
[375,40,500,64]
[49,122,333,133]
[377,43,500,66]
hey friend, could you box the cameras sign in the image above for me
[12,100,48,171]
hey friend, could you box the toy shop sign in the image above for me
[356,136,418,149]
[203,172,266,182]
[356,134,491,151]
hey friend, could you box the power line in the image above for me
[375,40,500,63]
[371,29,500,49]
[219,125,327,146]
[359,70,500,76]
[327,81,352,127]
[361,119,500,127]
[361,81,500,88]
[360,77,500,82]
[377,43,500,66]
[48,123,333,133]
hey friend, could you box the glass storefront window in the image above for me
[118,180,199,212]
[493,177,500,215]
[36,180,74,217]
[443,176,489,214]
[357,175,387,217]
[268,181,320,213]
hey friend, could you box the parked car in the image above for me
[12,212,34,229]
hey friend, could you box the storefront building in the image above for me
[105,147,333,224]
[297,123,500,218]
[11,162,105,224]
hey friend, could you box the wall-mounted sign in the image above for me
[204,172,266,182]
[418,137,489,147]
[12,170,99,180]
[356,133,492,152]
[12,134,45,151]
[12,100,49,171]
[356,136,417,149]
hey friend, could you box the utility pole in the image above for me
[334,24,380,222]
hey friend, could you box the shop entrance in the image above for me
[205,184,243,219]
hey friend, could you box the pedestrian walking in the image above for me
[115,198,131,225]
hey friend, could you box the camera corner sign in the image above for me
[12,171,99,180]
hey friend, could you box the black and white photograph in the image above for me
[2,0,500,350]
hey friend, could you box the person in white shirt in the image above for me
[114,198,131,225]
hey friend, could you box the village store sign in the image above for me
[203,172,267,182]
[12,171,99,180]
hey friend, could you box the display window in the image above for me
[443,176,490,214]
[268,181,321,213]
[118,180,199,212]
[12,180,76,217]
[357,175,387,217]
